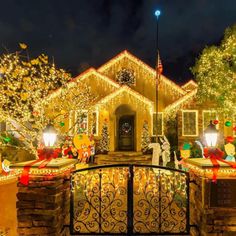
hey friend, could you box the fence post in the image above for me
[127,165,134,235]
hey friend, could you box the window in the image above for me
[152,112,163,136]
[0,122,6,132]
[68,110,88,135]
[234,116,236,137]
[75,111,88,134]
[182,110,198,136]
[91,111,98,136]
[203,111,217,131]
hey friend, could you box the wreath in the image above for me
[116,68,135,85]
[122,122,132,134]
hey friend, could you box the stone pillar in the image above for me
[12,159,76,236]
[186,158,236,236]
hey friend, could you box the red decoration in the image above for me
[204,147,236,182]
[20,148,61,185]
[213,120,219,125]
[32,111,39,116]
[226,136,234,143]
[233,126,236,132]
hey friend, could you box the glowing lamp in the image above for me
[204,120,218,148]
[43,124,57,147]
[155,10,161,19]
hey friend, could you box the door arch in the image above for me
[115,104,136,151]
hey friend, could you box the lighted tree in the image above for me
[192,24,236,116]
[99,120,109,153]
[0,44,95,157]
[45,79,96,136]
[141,120,150,154]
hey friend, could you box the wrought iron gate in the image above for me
[70,164,190,235]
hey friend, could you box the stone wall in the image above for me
[17,173,71,236]
[190,171,236,236]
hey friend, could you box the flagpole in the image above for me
[155,10,161,143]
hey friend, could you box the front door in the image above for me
[118,115,134,151]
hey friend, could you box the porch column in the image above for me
[186,158,236,236]
[12,159,76,236]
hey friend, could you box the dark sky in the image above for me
[0,0,235,84]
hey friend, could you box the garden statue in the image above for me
[148,142,161,166]
[224,142,235,162]
[160,135,171,167]
[179,142,191,171]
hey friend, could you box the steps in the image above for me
[95,151,152,165]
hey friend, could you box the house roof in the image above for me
[181,80,198,92]
[98,50,186,96]
[95,85,153,108]
[164,88,197,113]
[44,68,120,102]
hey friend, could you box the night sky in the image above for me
[0,0,235,84]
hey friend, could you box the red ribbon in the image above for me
[19,148,61,185]
[204,148,236,182]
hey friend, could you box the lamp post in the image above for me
[204,120,218,148]
[154,9,161,143]
[43,123,57,147]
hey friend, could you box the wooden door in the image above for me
[118,115,134,151]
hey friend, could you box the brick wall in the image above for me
[17,173,71,236]
[190,171,236,235]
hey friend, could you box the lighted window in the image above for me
[91,111,98,136]
[182,110,198,136]
[75,111,88,134]
[203,111,217,131]
[152,112,163,136]
[234,116,236,137]
[0,122,6,132]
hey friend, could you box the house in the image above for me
[46,50,236,152]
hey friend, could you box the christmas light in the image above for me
[164,89,197,118]
[98,50,186,96]
[181,80,198,92]
[96,85,153,109]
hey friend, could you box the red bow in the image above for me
[204,148,236,182]
[20,148,61,185]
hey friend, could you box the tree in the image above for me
[0,45,95,157]
[141,120,150,154]
[192,24,236,116]
[98,119,109,153]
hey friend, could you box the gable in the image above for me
[164,89,197,117]
[182,80,198,92]
[97,50,186,107]
[45,68,120,104]
[95,85,153,110]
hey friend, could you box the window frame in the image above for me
[75,110,88,134]
[151,112,164,136]
[182,110,198,137]
[233,116,236,137]
[202,110,218,132]
[91,110,99,136]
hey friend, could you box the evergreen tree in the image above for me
[141,120,150,153]
[99,120,109,153]
[192,24,236,116]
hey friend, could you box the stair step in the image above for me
[108,151,143,157]
[95,154,152,165]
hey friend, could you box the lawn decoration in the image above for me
[160,136,171,167]
[148,142,161,166]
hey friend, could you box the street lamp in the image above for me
[43,123,57,147]
[204,120,218,148]
[154,9,161,143]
